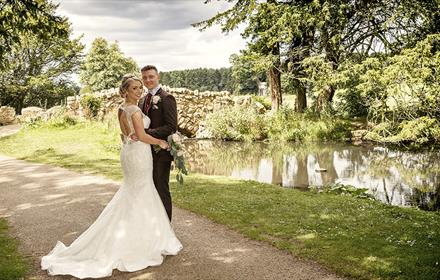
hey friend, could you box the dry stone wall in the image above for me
[65,86,235,137]
[167,86,233,137]
[14,86,235,137]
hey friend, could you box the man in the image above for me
[138,65,177,221]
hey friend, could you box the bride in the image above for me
[41,74,183,279]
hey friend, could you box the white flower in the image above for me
[172,133,180,142]
[152,96,161,104]
[177,150,184,157]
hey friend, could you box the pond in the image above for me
[182,140,440,210]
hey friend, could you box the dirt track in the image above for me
[0,154,347,280]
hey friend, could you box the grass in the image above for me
[0,120,439,279]
[173,175,440,280]
[0,219,29,280]
[0,121,123,180]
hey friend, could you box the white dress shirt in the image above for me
[148,85,161,96]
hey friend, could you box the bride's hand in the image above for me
[159,140,169,150]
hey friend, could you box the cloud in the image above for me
[55,0,246,71]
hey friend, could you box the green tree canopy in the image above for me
[196,0,439,112]
[79,38,138,92]
[0,0,68,69]
[229,52,266,94]
[0,0,83,113]
[160,68,233,92]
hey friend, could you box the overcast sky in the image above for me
[54,0,246,72]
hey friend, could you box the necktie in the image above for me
[144,93,152,114]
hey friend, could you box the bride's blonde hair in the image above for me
[119,74,143,98]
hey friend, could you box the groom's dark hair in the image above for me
[141,65,158,73]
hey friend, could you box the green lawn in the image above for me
[0,121,439,280]
[0,219,29,280]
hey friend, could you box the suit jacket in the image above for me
[138,87,177,162]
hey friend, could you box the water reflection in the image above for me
[183,140,440,210]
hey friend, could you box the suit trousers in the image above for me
[152,159,172,221]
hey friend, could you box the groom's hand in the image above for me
[130,134,139,141]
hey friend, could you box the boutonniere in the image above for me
[152,95,161,105]
[150,95,161,110]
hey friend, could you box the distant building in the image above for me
[258,82,267,96]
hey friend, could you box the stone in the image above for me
[21,106,45,122]
[351,129,368,143]
[0,106,16,125]
[234,95,252,107]
[43,106,64,120]
[253,101,266,114]
[67,96,80,111]
[195,123,213,139]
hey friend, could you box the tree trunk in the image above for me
[316,26,338,113]
[269,42,282,111]
[296,85,307,113]
[287,30,313,113]
[292,78,307,113]
[17,97,24,114]
[316,84,334,112]
[269,66,282,111]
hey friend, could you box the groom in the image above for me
[138,65,177,221]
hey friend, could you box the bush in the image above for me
[206,106,353,143]
[23,114,79,129]
[251,95,271,110]
[46,115,78,128]
[315,119,353,142]
[365,117,440,149]
[266,107,306,141]
[205,106,266,141]
[80,94,103,118]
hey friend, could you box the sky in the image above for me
[54,0,247,72]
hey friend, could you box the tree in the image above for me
[0,0,67,69]
[195,0,285,110]
[160,68,234,92]
[0,1,83,113]
[229,53,265,94]
[79,38,138,92]
[292,0,440,111]
[197,0,439,112]
[352,34,440,123]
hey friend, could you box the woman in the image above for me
[41,74,183,279]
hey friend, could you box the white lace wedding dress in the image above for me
[41,104,182,279]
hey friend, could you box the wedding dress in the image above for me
[41,104,182,279]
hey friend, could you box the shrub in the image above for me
[251,95,271,110]
[365,117,440,149]
[205,106,266,141]
[266,107,306,141]
[314,119,353,142]
[80,94,103,118]
[206,105,354,143]
[22,114,79,129]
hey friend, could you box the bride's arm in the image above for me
[132,111,169,149]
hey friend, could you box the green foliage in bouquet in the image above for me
[168,133,188,185]
[153,132,188,185]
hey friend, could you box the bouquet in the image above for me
[154,132,188,185]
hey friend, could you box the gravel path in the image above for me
[0,123,21,138]
[0,155,347,280]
